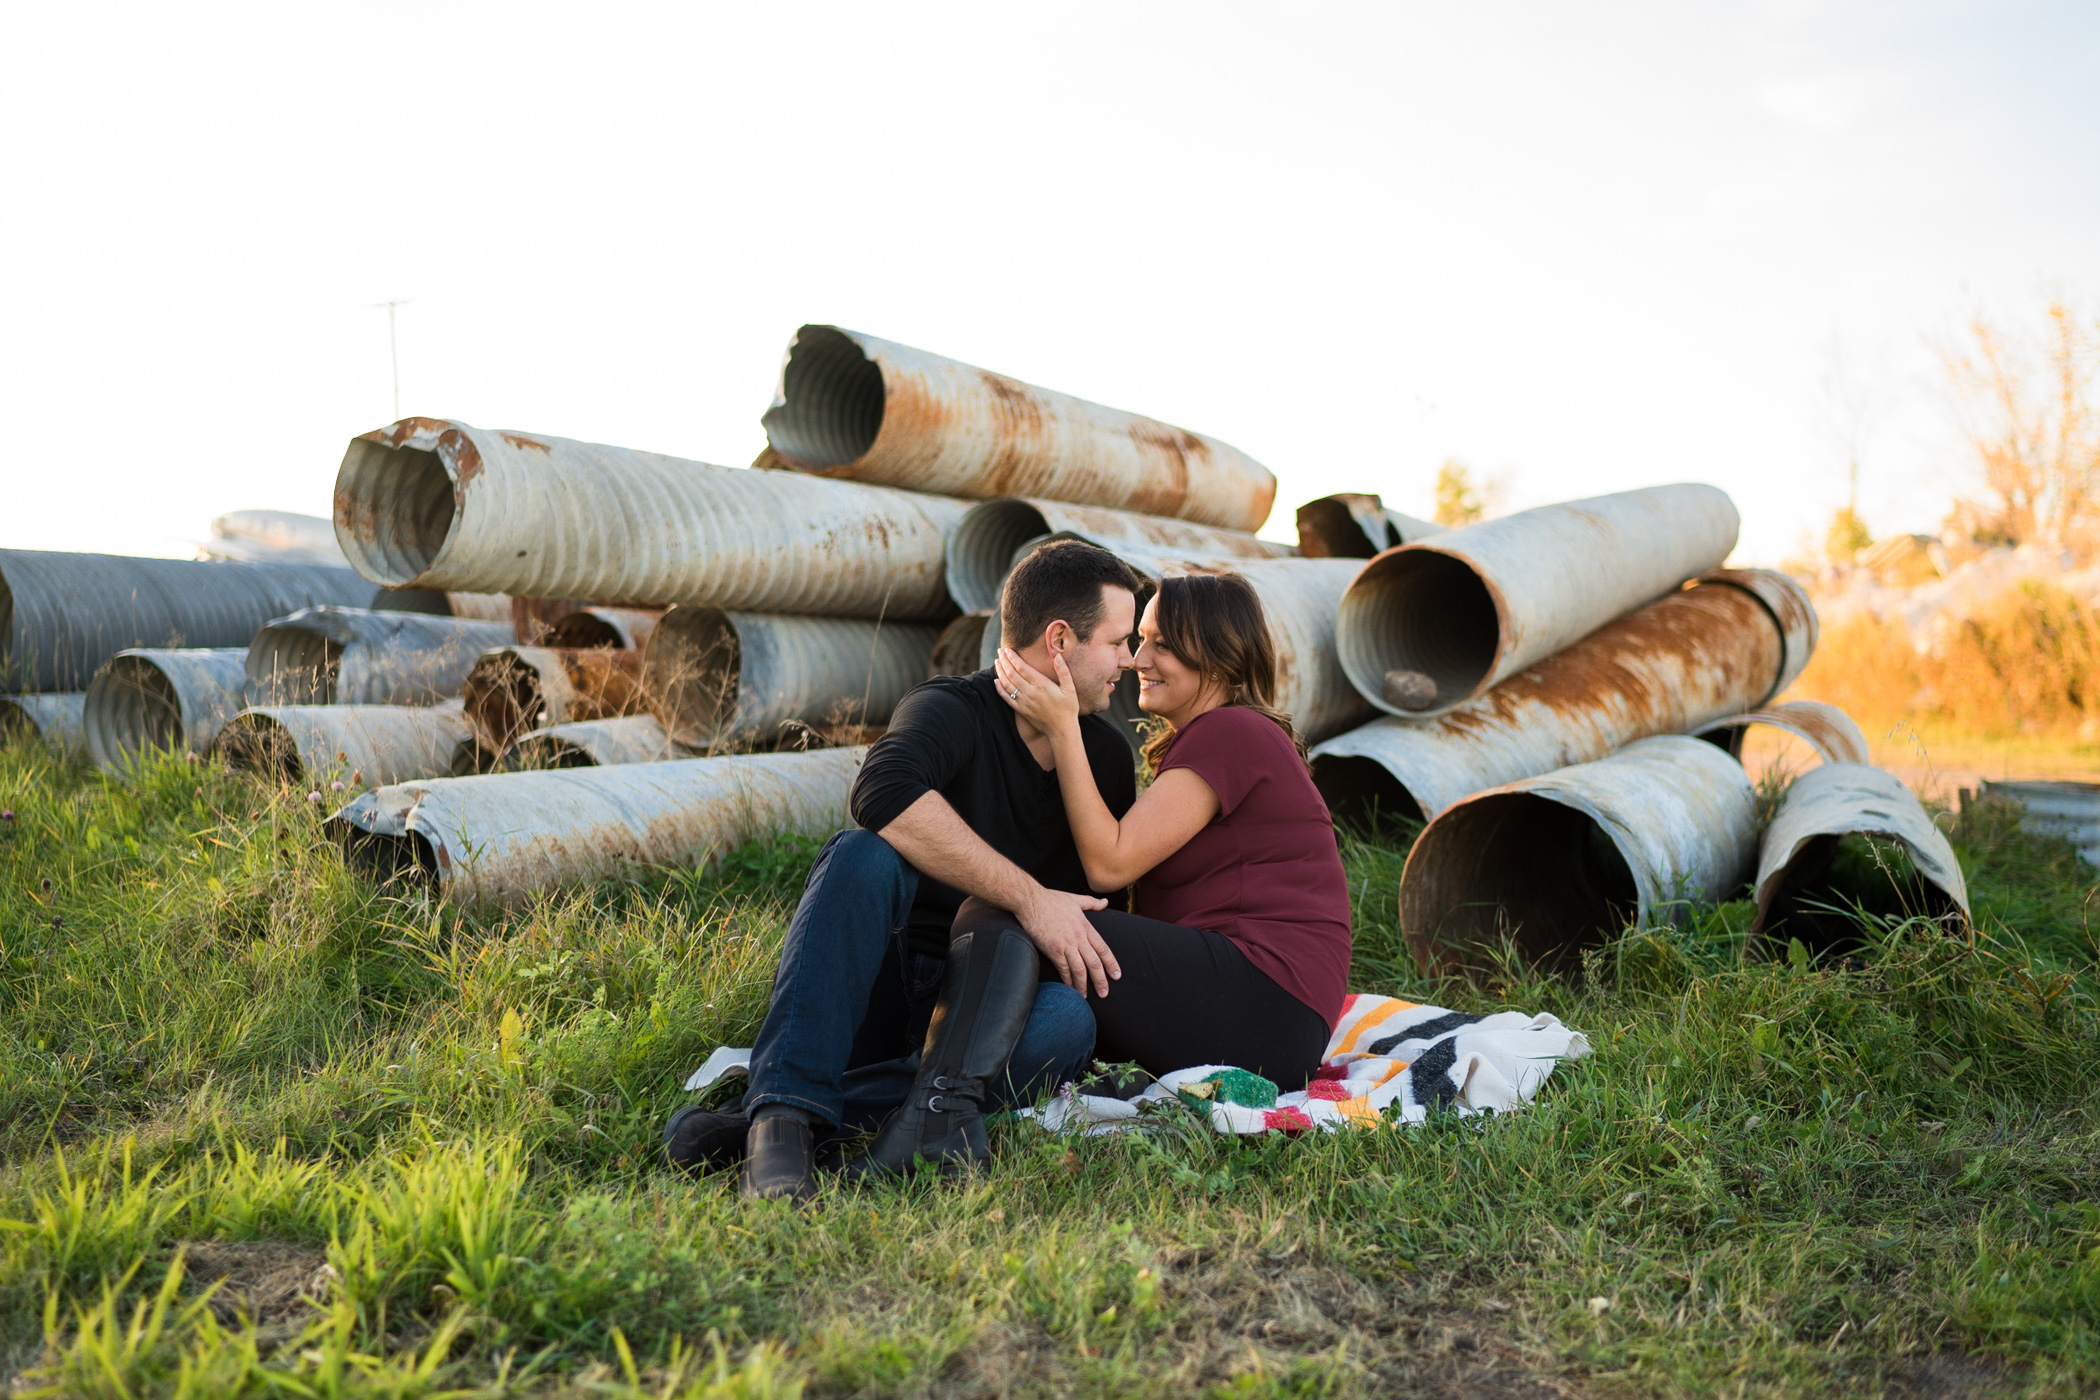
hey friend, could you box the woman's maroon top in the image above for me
[1135,705,1353,1029]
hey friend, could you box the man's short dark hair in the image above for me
[1001,540,1142,647]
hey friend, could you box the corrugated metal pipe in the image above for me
[462,646,647,753]
[1399,735,1758,974]
[1294,494,1442,559]
[931,611,994,678]
[1334,485,1741,718]
[1,693,87,755]
[1977,780,2100,867]
[642,607,939,751]
[760,326,1277,532]
[505,715,689,769]
[246,607,514,707]
[217,702,476,788]
[326,746,865,904]
[1754,763,1969,944]
[1311,569,1813,824]
[1693,699,1868,768]
[1,549,381,693]
[333,417,967,621]
[944,498,1293,612]
[203,510,349,567]
[511,598,662,648]
[83,648,250,770]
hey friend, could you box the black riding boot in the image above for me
[844,922,1039,1180]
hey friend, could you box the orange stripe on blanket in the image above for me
[1332,997,1420,1057]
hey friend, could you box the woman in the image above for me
[986,570,1352,1090]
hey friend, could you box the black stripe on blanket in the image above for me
[1408,1035,1463,1110]
[1367,1011,1482,1058]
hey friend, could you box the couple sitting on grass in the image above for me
[663,540,1354,1201]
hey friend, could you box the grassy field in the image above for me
[2,734,2097,1399]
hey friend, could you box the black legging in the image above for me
[953,900,1331,1091]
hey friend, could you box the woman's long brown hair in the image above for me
[1137,570,1303,774]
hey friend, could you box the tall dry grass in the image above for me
[1793,581,2100,739]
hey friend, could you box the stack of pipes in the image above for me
[318,326,1315,898]
[6,321,1967,949]
[1295,489,1967,971]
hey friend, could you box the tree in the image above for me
[1941,296,2100,555]
[1433,459,1498,528]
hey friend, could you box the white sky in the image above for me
[3,1,2095,563]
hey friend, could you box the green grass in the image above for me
[1,735,2097,1398]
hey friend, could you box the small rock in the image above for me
[1587,1296,1611,1316]
[1743,1115,1762,1131]
[1381,669,1438,710]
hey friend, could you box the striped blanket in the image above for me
[1021,995,1590,1136]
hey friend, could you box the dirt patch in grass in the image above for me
[928,1252,1589,1399]
[1881,1350,2029,1400]
[182,1239,332,1326]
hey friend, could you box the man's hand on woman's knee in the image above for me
[1018,888,1120,997]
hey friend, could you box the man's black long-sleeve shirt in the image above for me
[849,671,1138,956]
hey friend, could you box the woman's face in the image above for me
[1132,596,1217,722]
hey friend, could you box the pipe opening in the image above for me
[0,567,14,682]
[247,626,342,705]
[643,607,742,745]
[331,822,440,887]
[1403,792,1638,973]
[931,611,994,678]
[464,651,544,753]
[217,714,305,784]
[1295,498,1382,558]
[1310,755,1425,830]
[1758,833,1963,958]
[946,501,1054,613]
[761,325,886,469]
[86,656,184,764]
[335,439,458,585]
[1338,551,1500,711]
[548,612,623,649]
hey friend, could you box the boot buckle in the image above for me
[925,1094,946,1113]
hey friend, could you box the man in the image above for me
[662,540,1143,1201]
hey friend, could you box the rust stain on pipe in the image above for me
[1312,571,1814,826]
[761,326,1276,533]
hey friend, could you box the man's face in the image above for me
[1054,585,1138,715]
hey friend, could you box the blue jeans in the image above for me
[745,829,1095,1130]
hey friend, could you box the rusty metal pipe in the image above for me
[325,746,865,903]
[546,607,662,651]
[1312,570,1812,825]
[945,498,1293,612]
[1335,485,1741,717]
[762,326,1276,532]
[505,714,689,769]
[245,607,514,707]
[1294,494,1442,559]
[462,646,647,753]
[1,549,382,694]
[642,607,938,751]
[1693,699,1868,768]
[931,611,994,678]
[217,701,475,788]
[1754,762,1969,937]
[1,693,87,755]
[1399,735,1758,974]
[333,417,967,621]
[83,648,250,770]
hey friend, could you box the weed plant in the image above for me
[1,733,2096,1397]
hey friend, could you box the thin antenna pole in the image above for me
[374,299,411,419]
